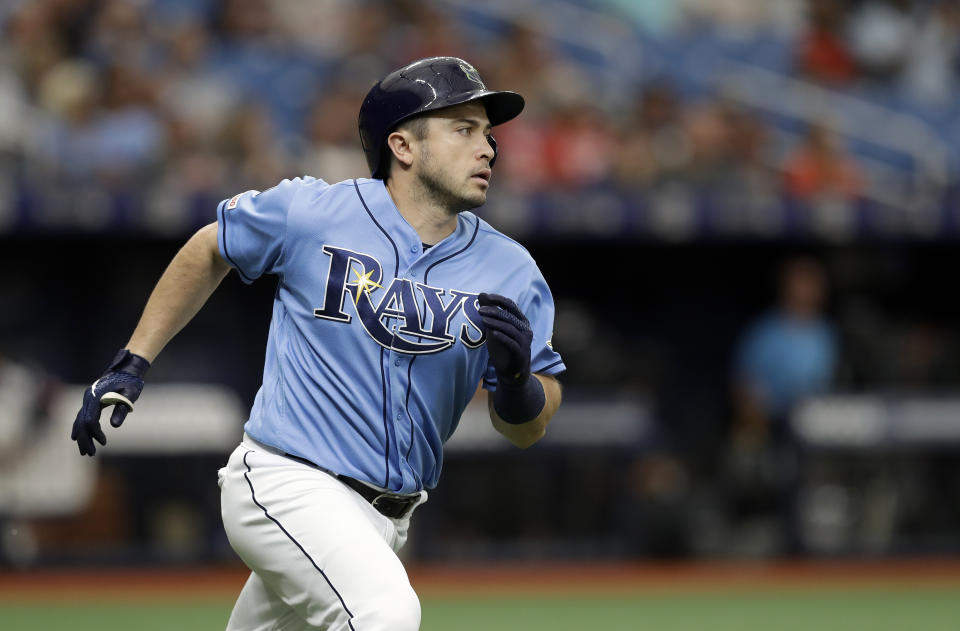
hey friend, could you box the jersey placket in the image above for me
[384,242,425,492]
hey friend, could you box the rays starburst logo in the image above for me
[351,267,383,304]
[459,62,484,87]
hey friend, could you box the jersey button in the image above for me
[410,244,419,253]
[394,359,401,366]
[410,271,417,277]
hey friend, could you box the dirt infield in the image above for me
[1,560,958,602]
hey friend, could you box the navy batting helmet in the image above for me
[358,57,525,179]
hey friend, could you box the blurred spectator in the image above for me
[724,256,838,555]
[618,450,692,558]
[483,20,559,191]
[213,0,273,44]
[894,323,953,390]
[491,116,551,193]
[733,257,836,443]
[6,1,69,99]
[297,83,368,183]
[30,59,101,181]
[796,0,857,84]
[611,82,688,190]
[682,99,741,189]
[93,62,166,187]
[391,1,474,63]
[901,2,960,106]
[540,101,616,189]
[268,0,356,57]
[27,52,165,191]
[715,101,781,215]
[216,102,289,190]
[85,0,154,68]
[678,0,804,38]
[147,14,239,210]
[846,0,913,83]
[156,16,240,147]
[337,0,396,75]
[782,123,863,202]
[485,18,595,120]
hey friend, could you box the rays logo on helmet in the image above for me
[458,61,484,88]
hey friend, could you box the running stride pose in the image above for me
[72,57,565,630]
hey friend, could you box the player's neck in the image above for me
[385,177,457,245]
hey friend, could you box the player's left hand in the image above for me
[71,349,150,456]
[477,293,532,386]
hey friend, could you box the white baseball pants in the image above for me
[219,434,427,630]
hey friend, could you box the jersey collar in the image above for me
[367,179,474,258]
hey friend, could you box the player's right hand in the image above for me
[71,349,150,456]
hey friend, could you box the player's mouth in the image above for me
[471,169,491,187]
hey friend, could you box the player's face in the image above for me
[415,102,495,214]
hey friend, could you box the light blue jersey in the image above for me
[217,176,565,493]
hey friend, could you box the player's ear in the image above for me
[386,129,416,170]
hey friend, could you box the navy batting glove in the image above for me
[477,293,533,385]
[477,293,545,425]
[71,349,150,456]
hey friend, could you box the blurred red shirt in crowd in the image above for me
[783,124,863,201]
[540,103,615,188]
[797,0,857,84]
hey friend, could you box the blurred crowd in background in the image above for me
[2,0,960,567]
[2,0,960,235]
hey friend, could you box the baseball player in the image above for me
[71,57,565,630]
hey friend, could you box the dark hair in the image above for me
[383,115,429,178]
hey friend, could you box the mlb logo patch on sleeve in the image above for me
[226,190,258,210]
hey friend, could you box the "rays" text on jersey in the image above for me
[313,245,485,354]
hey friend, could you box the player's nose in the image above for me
[476,136,495,162]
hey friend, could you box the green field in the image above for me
[3,587,959,631]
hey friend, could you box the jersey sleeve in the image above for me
[483,263,566,390]
[216,177,316,283]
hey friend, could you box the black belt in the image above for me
[284,453,420,519]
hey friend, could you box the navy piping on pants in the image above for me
[242,451,357,631]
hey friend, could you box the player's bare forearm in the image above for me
[489,374,561,448]
[125,222,231,362]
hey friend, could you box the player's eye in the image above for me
[457,127,471,135]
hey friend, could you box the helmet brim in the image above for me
[410,89,525,128]
[477,90,525,126]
